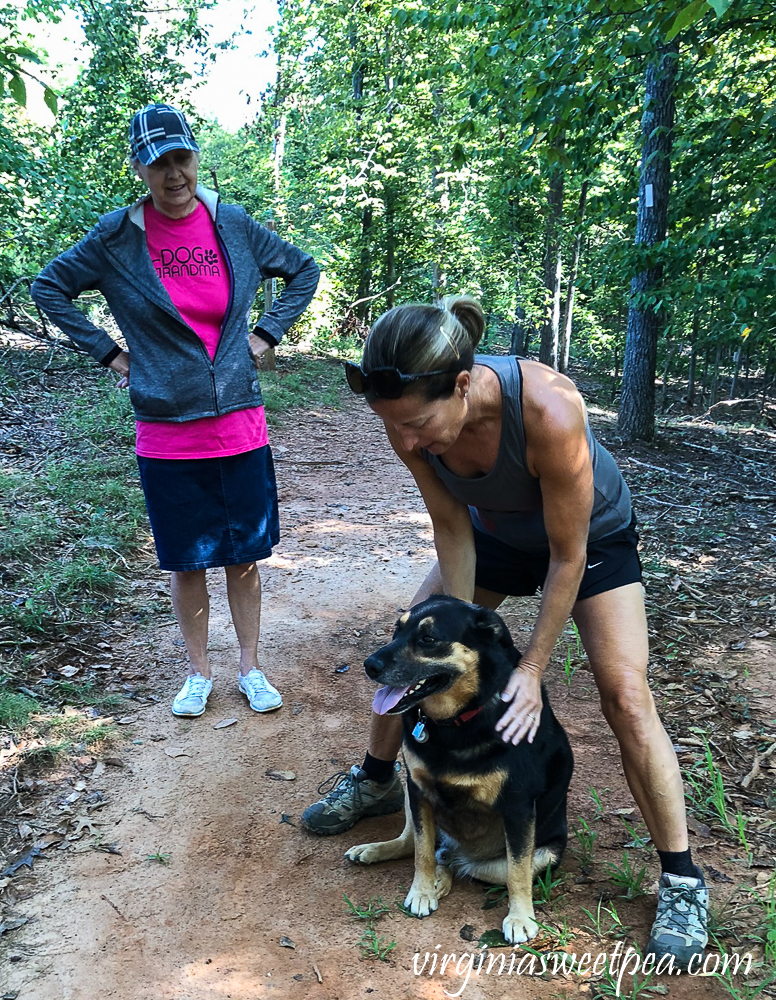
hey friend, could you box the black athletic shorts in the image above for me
[473,515,642,602]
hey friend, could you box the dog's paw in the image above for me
[344,842,386,865]
[405,881,440,918]
[503,910,539,945]
[434,864,453,899]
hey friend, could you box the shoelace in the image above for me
[657,884,706,930]
[242,671,268,692]
[316,770,361,803]
[185,675,210,697]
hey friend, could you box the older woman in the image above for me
[303,296,707,970]
[32,103,319,719]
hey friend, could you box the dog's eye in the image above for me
[418,634,436,646]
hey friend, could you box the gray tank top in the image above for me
[421,355,632,553]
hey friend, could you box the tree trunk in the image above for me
[618,42,679,442]
[559,180,588,375]
[430,164,444,301]
[385,184,397,310]
[355,206,373,322]
[430,89,446,302]
[510,305,534,356]
[660,339,676,413]
[687,337,698,409]
[262,219,278,371]
[687,267,701,409]
[730,344,743,399]
[709,342,721,404]
[764,343,774,399]
[539,140,565,369]
[351,27,372,321]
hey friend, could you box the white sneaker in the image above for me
[171,673,213,717]
[238,668,282,713]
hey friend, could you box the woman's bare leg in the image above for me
[572,582,688,851]
[170,569,210,678]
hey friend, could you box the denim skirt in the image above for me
[136,446,280,571]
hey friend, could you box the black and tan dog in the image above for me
[345,596,573,944]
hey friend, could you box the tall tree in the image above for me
[618,41,680,441]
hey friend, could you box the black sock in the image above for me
[361,752,396,784]
[658,849,705,884]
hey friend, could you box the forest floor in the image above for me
[1,353,775,1000]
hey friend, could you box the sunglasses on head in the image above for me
[344,361,460,400]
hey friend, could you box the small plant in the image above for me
[711,966,776,1000]
[344,894,395,962]
[0,691,37,730]
[535,917,576,948]
[747,874,776,966]
[731,810,754,867]
[562,647,577,689]
[589,786,608,820]
[533,865,566,904]
[594,966,660,1000]
[703,738,734,833]
[482,883,509,910]
[582,899,630,939]
[344,893,391,921]
[357,928,397,962]
[145,850,171,865]
[561,622,584,689]
[606,851,648,899]
[620,815,651,849]
[572,816,598,874]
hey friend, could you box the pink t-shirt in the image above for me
[135,200,268,459]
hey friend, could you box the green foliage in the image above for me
[259,359,344,424]
[145,850,172,865]
[0,0,774,435]
[582,899,630,939]
[533,864,566,904]
[572,816,598,873]
[343,894,396,960]
[0,0,214,285]
[0,691,38,729]
[606,851,649,900]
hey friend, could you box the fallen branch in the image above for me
[344,279,402,316]
[727,493,776,503]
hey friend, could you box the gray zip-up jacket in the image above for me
[31,186,320,422]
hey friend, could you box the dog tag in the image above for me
[412,719,429,743]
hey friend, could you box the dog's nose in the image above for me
[364,653,384,680]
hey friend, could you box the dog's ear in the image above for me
[471,606,514,649]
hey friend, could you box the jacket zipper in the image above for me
[211,212,236,417]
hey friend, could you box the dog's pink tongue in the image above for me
[372,684,410,715]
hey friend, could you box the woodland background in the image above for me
[1,0,774,443]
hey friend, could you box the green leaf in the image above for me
[452,142,466,167]
[706,0,731,16]
[666,0,707,42]
[43,87,58,115]
[10,46,42,65]
[478,929,510,948]
[8,73,27,107]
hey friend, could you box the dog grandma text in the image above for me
[413,943,753,997]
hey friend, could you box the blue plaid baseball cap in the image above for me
[129,103,199,165]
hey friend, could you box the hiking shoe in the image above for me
[301,764,403,836]
[238,668,282,713]
[171,673,213,717]
[646,873,708,970]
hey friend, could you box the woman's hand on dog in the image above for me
[496,663,543,745]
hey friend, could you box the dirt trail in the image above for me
[0,398,743,1000]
